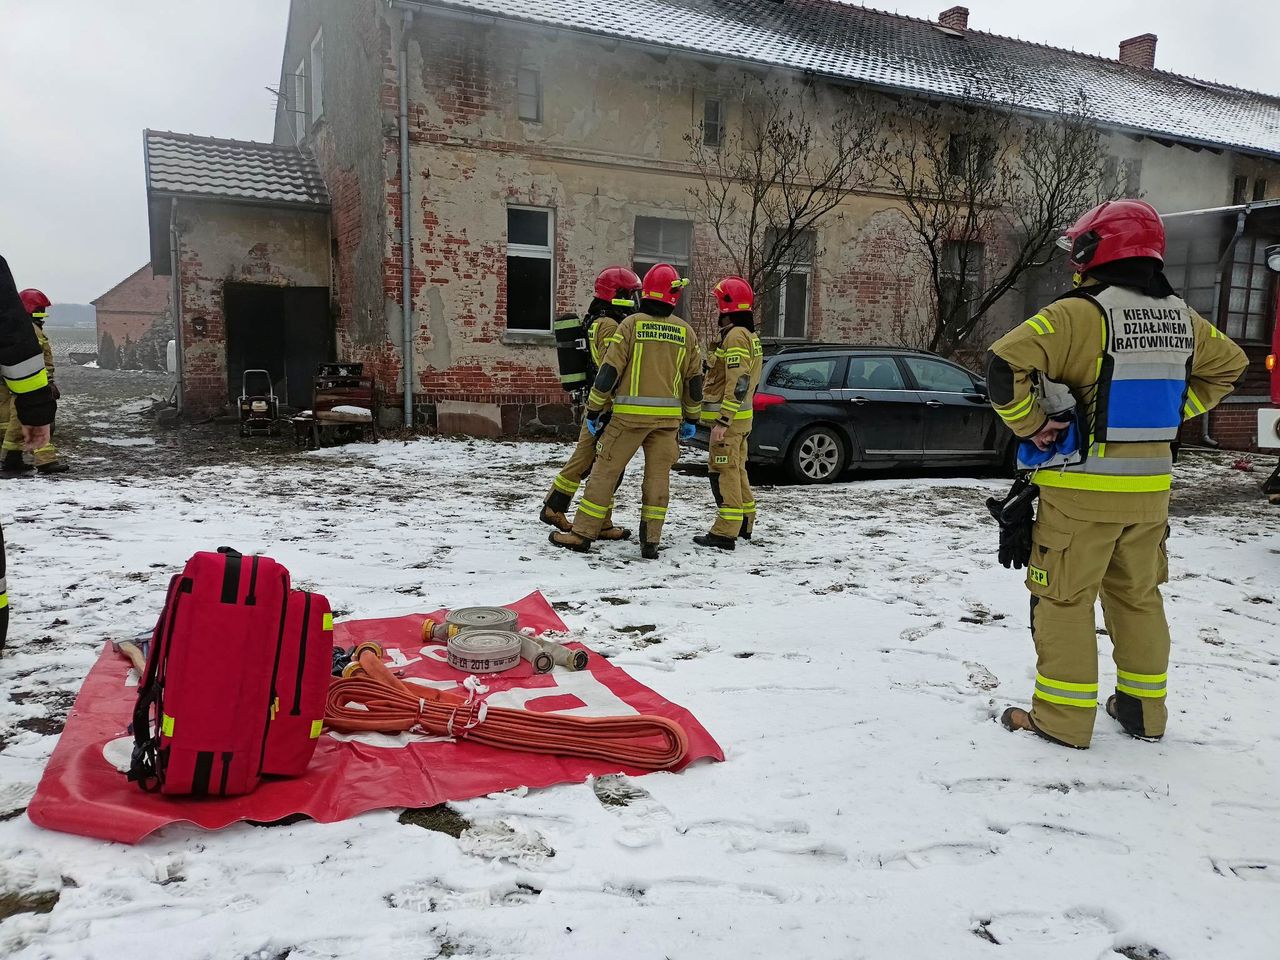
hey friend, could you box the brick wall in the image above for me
[1179,402,1269,452]
[91,265,172,369]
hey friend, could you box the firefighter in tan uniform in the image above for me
[1,287,66,476]
[549,263,703,560]
[988,200,1247,748]
[694,276,763,550]
[540,267,643,540]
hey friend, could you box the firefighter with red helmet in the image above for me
[549,263,703,560]
[540,266,642,538]
[988,199,1247,748]
[1,287,66,476]
[694,276,763,550]
[0,256,58,651]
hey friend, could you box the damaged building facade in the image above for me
[151,0,1280,444]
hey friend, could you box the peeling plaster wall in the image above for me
[278,0,399,409]
[175,200,331,417]
[293,7,1278,432]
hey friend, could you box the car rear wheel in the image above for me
[788,426,847,484]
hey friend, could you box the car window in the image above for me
[904,357,974,393]
[767,358,838,391]
[845,356,906,390]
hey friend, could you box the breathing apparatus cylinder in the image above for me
[554,313,592,395]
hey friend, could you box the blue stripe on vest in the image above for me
[1106,380,1185,430]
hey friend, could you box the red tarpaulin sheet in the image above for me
[28,591,723,844]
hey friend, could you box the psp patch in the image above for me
[1028,565,1049,587]
[713,455,729,465]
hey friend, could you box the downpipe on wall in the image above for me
[399,8,415,427]
[169,198,185,413]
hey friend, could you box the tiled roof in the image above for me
[144,130,329,209]
[396,0,1280,158]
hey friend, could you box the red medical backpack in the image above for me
[129,549,333,796]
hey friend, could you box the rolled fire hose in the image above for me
[446,629,522,674]
[445,606,518,635]
[326,647,688,769]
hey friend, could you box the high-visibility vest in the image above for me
[1034,286,1194,494]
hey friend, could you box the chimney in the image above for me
[938,6,969,31]
[1119,33,1157,70]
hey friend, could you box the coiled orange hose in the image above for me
[324,649,688,770]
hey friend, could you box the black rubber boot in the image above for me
[1106,694,1163,742]
[36,461,69,475]
[739,520,753,541]
[693,533,736,551]
[0,451,32,477]
[638,521,659,560]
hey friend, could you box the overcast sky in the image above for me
[1,0,1276,304]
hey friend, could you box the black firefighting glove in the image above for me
[985,476,1039,570]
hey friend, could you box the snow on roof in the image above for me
[395,0,1280,159]
[143,130,330,209]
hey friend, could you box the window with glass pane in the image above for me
[904,356,974,393]
[703,98,723,148]
[1163,237,1220,317]
[845,357,906,390]
[292,62,307,143]
[940,241,983,322]
[517,68,541,122]
[506,207,553,330]
[633,217,692,315]
[1223,237,1276,342]
[310,30,324,123]
[760,230,814,339]
[767,358,837,391]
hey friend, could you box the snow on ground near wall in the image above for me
[0,421,1278,959]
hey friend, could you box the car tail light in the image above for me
[753,392,787,413]
[1268,354,1276,372]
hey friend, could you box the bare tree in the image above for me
[685,81,877,335]
[870,90,1127,356]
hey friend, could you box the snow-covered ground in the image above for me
[1,386,1278,960]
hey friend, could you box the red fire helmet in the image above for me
[593,266,642,307]
[641,263,689,307]
[20,288,51,317]
[713,276,755,314]
[1057,199,1165,272]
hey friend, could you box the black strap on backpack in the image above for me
[128,575,188,791]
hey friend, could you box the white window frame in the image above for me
[309,30,325,125]
[517,67,542,123]
[762,229,815,340]
[506,205,555,331]
[292,60,307,144]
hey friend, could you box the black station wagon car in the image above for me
[694,345,1016,483]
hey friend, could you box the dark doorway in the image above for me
[224,283,333,410]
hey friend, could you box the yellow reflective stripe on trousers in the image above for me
[0,592,8,611]
[1034,470,1171,493]
[579,498,608,520]
[718,508,744,520]
[742,501,756,515]
[1116,669,1167,698]
[640,505,667,520]
[553,474,580,495]
[1034,673,1098,707]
